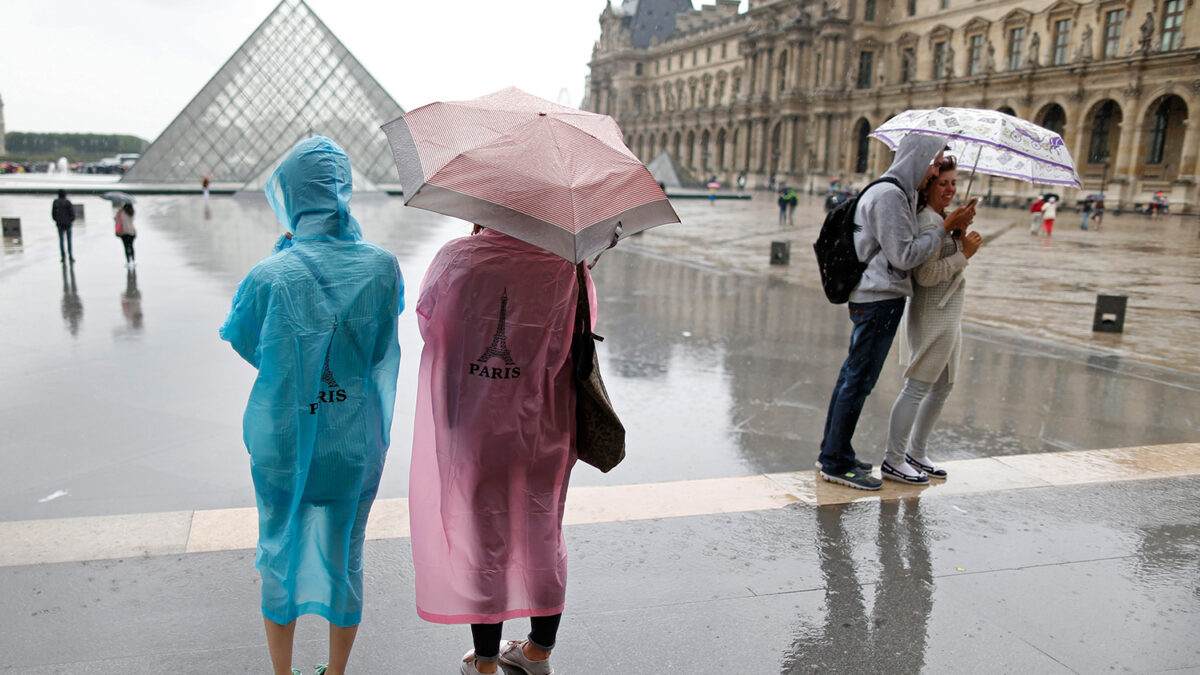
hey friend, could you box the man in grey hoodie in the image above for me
[817,133,975,490]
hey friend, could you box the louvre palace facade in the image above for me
[586,0,1199,210]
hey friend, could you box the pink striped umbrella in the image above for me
[383,87,679,264]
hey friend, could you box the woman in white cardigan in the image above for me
[880,158,983,484]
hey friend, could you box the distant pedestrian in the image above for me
[114,203,137,266]
[784,186,799,224]
[1029,195,1045,235]
[1091,198,1104,230]
[737,171,747,192]
[816,134,975,491]
[51,189,76,263]
[1081,196,1093,230]
[410,226,590,675]
[219,137,404,675]
[1041,196,1058,236]
[777,188,789,224]
[883,157,982,484]
[201,173,212,204]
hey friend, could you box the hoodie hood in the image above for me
[265,136,362,246]
[881,133,947,198]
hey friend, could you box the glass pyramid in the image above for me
[123,0,403,187]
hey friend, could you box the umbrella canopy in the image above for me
[100,191,136,205]
[382,87,679,264]
[871,107,1082,190]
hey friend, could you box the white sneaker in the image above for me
[460,650,498,675]
[499,639,554,675]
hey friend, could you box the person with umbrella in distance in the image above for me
[1041,195,1059,236]
[884,155,983,484]
[817,133,976,490]
[219,137,404,675]
[385,87,678,675]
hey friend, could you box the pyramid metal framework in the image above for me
[123,0,403,186]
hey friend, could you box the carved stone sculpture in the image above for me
[1139,12,1155,55]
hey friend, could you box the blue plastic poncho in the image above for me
[219,136,404,627]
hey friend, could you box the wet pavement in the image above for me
[1,190,1199,673]
[3,475,1198,673]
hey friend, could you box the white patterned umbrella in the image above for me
[871,107,1082,194]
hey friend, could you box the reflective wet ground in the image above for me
[3,191,1200,674]
[1,193,1199,520]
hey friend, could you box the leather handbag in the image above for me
[571,262,625,472]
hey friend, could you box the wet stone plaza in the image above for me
[1,190,1199,673]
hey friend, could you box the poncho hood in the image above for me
[881,133,947,199]
[266,136,363,246]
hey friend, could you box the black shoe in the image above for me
[881,460,930,484]
[819,467,882,490]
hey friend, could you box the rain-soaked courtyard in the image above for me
[0,191,1199,520]
[2,189,1199,673]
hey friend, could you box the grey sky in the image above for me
[0,0,638,141]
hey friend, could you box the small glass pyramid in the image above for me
[123,0,403,188]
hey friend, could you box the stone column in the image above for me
[1112,102,1144,205]
[1068,109,1090,186]
[791,41,806,91]
[1176,119,1198,177]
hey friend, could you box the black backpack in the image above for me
[813,177,901,304]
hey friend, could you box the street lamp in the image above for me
[1096,149,1111,199]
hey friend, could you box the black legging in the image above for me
[120,234,136,262]
[470,614,562,661]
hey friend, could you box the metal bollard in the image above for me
[1092,294,1127,333]
[2,218,21,238]
[770,241,790,265]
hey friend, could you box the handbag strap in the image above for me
[574,262,591,338]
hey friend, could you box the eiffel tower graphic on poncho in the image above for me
[321,317,340,388]
[477,290,516,366]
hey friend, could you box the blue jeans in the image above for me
[819,298,906,473]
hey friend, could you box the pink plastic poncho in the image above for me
[410,229,594,624]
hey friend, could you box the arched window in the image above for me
[1088,101,1117,163]
[686,130,696,166]
[716,128,727,169]
[672,132,682,160]
[1039,104,1066,136]
[854,119,872,173]
[1147,99,1173,164]
[777,51,789,92]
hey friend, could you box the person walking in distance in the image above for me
[1041,196,1058,236]
[816,135,975,490]
[1029,195,1045,235]
[51,190,76,263]
[114,203,137,267]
